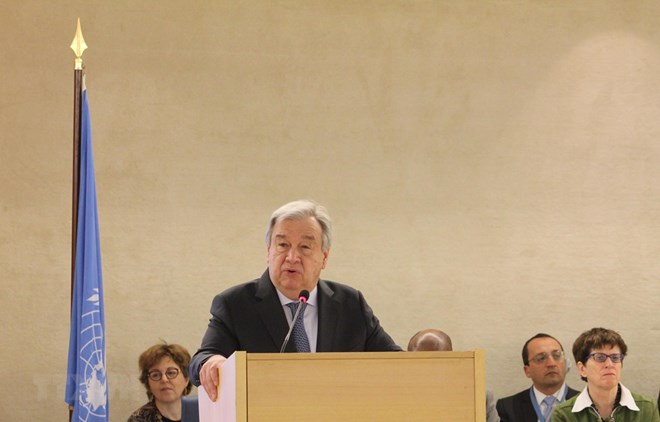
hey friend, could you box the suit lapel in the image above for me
[316,280,339,352]
[254,271,291,351]
[521,389,538,421]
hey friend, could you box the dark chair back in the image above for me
[181,395,199,422]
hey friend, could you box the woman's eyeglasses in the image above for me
[586,352,624,363]
[148,367,180,381]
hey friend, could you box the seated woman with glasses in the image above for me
[128,343,193,422]
[552,327,660,421]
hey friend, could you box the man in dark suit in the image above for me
[189,199,401,400]
[496,333,579,422]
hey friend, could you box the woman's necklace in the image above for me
[590,385,621,422]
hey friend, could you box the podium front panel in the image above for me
[241,351,485,422]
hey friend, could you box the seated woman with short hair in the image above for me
[552,327,660,421]
[128,343,192,422]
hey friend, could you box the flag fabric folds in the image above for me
[65,80,109,422]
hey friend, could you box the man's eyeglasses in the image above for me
[586,352,624,364]
[529,350,564,365]
[148,367,180,381]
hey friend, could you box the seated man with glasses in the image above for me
[497,333,579,422]
[128,342,193,422]
[552,327,660,421]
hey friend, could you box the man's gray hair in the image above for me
[266,199,332,252]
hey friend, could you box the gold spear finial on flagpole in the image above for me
[70,18,88,70]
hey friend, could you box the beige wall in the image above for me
[1,1,659,420]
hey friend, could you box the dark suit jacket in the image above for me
[496,385,579,422]
[189,270,401,385]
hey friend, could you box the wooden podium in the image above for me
[199,350,486,422]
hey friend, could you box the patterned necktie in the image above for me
[542,396,557,422]
[286,302,311,352]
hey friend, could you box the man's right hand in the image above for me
[199,354,227,402]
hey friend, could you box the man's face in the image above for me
[267,217,329,300]
[523,337,567,394]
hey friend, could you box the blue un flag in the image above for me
[65,78,108,422]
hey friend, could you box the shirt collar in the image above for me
[532,383,567,405]
[618,384,640,411]
[571,384,639,413]
[276,285,318,307]
[572,387,594,412]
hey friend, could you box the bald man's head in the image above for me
[407,329,453,351]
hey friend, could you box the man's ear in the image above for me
[523,365,531,379]
[321,249,330,269]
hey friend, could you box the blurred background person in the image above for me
[552,327,660,421]
[128,343,193,422]
[408,328,500,422]
[497,333,578,422]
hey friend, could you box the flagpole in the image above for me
[69,17,87,421]
[70,18,86,301]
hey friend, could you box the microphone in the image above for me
[279,290,310,353]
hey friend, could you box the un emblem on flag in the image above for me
[77,290,108,419]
